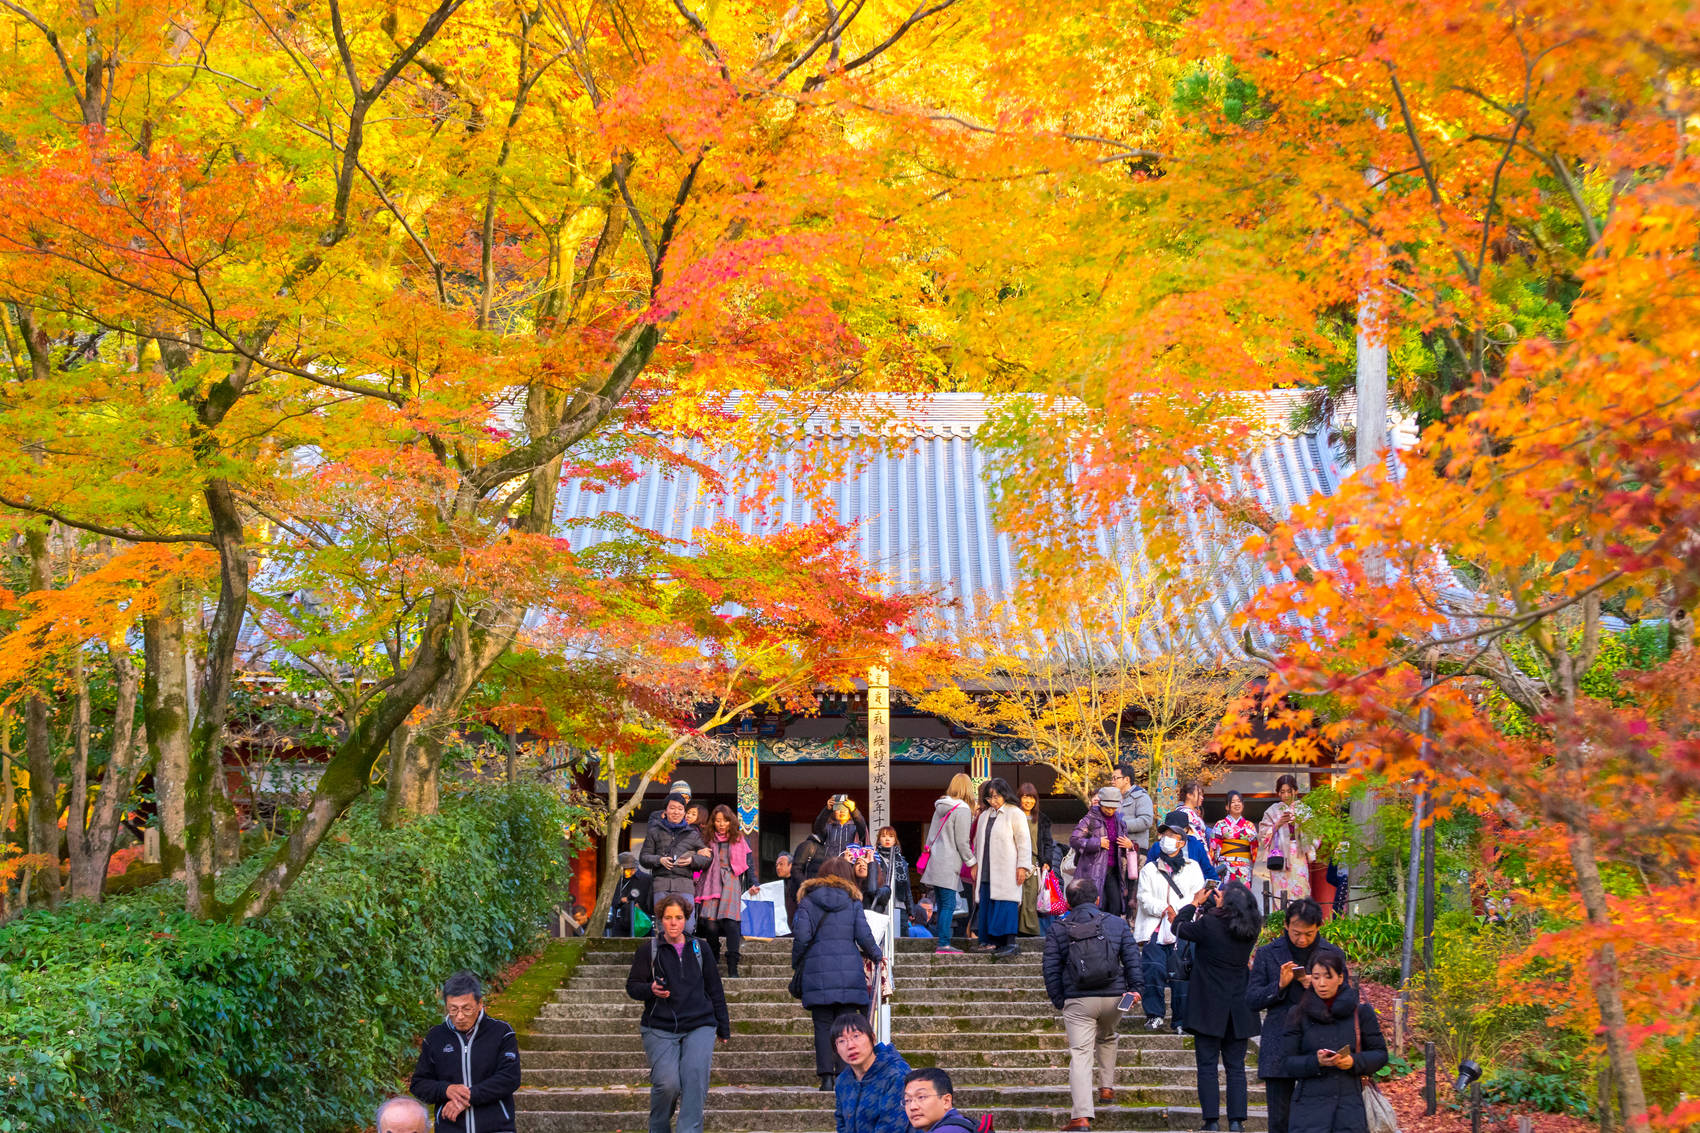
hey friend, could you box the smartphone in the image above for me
[1117,992,1138,1012]
[1204,880,1220,891]
[1316,1048,1334,1058]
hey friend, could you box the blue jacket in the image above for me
[1145,834,1219,882]
[835,1043,912,1133]
[792,875,883,1009]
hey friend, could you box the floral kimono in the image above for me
[1256,800,1319,902]
[1210,815,1258,886]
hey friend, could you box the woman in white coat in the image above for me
[971,777,1033,959]
[919,772,977,954]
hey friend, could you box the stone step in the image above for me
[570,959,1048,977]
[578,939,987,953]
[516,1103,1267,1132]
[523,1080,1257,1108]
[537,1001,1118,1021]
[571,966,1047,986]
[522,1031,1212,1054]
[521,1066,1263,1091]
[520,1048,1237,1071]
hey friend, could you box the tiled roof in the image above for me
[553,392,1398,658]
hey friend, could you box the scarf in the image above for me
[697,833,749,901]
[655,813,690,833]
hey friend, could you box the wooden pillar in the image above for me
[868,667,891,833]
[736,738,760,837]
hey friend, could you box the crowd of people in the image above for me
[390,769,1384,1133]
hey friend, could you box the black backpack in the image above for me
[1064,913,1120,991]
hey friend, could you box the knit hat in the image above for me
[666,782,691,806]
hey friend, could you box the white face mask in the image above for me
[1160,836,1183,854]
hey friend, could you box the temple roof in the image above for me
[553,392,1404,658]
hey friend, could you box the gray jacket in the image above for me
[919,796,975,890]
[1119,787,1155,851]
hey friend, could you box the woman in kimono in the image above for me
[1257,775,1318,903]
[1210,789,1258,887]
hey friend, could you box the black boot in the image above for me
[1200,1123,1219,1132]
[1228,1122,1244,1132]
[727,956,740,978]
[819,1074,834,1092]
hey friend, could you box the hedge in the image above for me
[0,782,576,1133]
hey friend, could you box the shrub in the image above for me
[1320,909,1405,983]
[1413,912,1549,1074]
[0,782,578,1133]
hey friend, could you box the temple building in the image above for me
[554,392,1397,870]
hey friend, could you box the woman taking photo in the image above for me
[1280,952,1389,1133]
[971,777,1033,960]
[1259,775,1319,903]
[919,773,976,954]
[1210,791,1258,887]
[1175,880,1262,1132]
[1016,782,1055,937]
[696,805,756,977]
[626,894,731,1133]
[792,856,884,1090]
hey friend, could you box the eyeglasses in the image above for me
[903,1092,940,1105]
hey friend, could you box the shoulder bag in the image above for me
[1354,1004,1399,1133]
[1149,866,1195,981]
[916,802,964,875]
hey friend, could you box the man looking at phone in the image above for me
[1043,877,1142,1131]
[1245,898,1341,1133]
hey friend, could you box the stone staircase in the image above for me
[518,937,1267,1133]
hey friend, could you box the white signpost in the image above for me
[867,665,891,833]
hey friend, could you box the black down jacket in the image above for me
[1279,985,1389,1133]
[1247,934,1343,1079]
[1041,901,1141,1007]
[791,874,882,1009]
[1174,904,1258,1040]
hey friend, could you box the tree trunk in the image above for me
[23,526,60,909]
[67,644,149,903]
[381,727,441,826]
[222,594,457,923]
[144,590,192,879]
[1567,819,1649,1127]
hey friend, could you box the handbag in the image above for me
[1036,866,1069,915]
[916,802,964,875]
[1355,1000,1399,1133]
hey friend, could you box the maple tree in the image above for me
[0,0,1159,921]
[468,518,938,938]
[958,0,1700,1124]
[919,561,1252,803]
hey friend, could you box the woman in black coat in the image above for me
[1280,952,1389,1133]
[1247,899,1338,1133]
[791,857,884,1090]
[1175,880,1262,1132]
[642,791,711,928]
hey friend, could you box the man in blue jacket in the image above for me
[903,1068,979,1133]
[410,971,521,1133]
[833,1013,912,1133]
